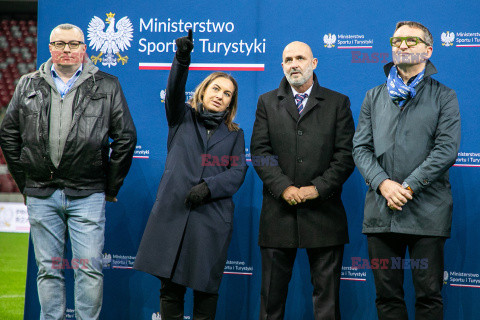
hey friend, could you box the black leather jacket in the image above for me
[0,64,137,197]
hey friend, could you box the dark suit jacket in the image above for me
[251,73,355,248]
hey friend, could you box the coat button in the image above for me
[297,130,303,136]
[297,157,303,163]
[423,179,429,185]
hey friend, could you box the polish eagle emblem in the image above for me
[441,31,455,47]
[323,33,337,48]
[87,12,133,67]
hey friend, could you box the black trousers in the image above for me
[159,278,219,320]
[367,233,446,320]
[260,245,344,320]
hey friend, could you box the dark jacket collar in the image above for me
[193,110,232,151]
[277,72,322,98]
[383,60,438,78]
[277,73,325,121]
[207,121,232,150]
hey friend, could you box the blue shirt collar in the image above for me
[50,64,83,98]
[51,63,83,80]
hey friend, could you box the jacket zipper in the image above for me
[57,98,64,170]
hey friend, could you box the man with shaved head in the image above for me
[251,41,355,319]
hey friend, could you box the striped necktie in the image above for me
[295,93,308,114]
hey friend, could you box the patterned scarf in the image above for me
[387,66,425,107]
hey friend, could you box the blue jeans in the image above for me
[27,189,106,320]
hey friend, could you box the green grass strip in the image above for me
[0,232,29,319]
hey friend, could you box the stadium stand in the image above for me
[0,15,37,193]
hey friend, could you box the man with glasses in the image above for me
[0,23,136,319]
[353,21,460,319]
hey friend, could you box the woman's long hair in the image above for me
[189,72,239,131]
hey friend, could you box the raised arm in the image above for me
[165,29,194,126]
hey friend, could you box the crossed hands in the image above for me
[281,185,319,206]
[378,179,413,211]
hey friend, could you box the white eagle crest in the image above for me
[441,31,455,47]
[87,12,133,67]
[101,253,112,268]
[152,312,162,320]
[323,33,337,48]
[0,207,13,228]
[103,253,112,263]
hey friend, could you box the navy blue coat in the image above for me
[134,57,247,293]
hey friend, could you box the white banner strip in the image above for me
[0,202,29,233]
[139,63,265,71]
[340,277,367,281]
[337,46,373,49]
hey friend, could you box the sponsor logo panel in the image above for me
[454,151,480,167]
[160,89,194,103]
[224,259,253,275]
[341,265,367,282]
[440,30,480,47]
[66,309,75,319]
[444,270,480,288]
[323,33,374,49]
[137,18,266,71]
[152,312,191,319]
[96,252,135,269]
[134,145,151,159]
[0,202,29,233]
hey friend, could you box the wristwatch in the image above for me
[402,181,413,193]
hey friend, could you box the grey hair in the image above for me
[50,23,85,42]
[395,21,433,46]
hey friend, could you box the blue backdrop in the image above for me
[24,1,480,319]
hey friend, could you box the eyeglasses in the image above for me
[390,36,428,48]
[49,41,85,50]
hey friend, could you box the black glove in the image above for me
[185,181,210,208]
[175,29,193,64]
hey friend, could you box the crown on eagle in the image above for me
[106,12,115,19]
